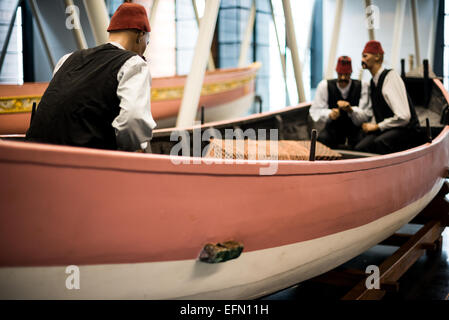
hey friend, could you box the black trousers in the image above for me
[317,115,363,149]
[354,127,420,154]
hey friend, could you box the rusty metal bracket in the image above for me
[199,240,244,263]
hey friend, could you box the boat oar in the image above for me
[201,105,205,125]
[254,95,263,113]
[309,129,317,161]
[426,118,432,143]
[400,59,405,79]
[423,59,429,106]
[30,102,36,126]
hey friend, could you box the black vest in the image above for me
[327,79,362,124]
[370,69,419,129]
[327,79,362,109]
[26,44,138,149]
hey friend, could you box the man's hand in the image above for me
[329,108,340,120]
[337,100,353,113]
[362,122,379,133]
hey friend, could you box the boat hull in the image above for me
[0,182,442,299]
[1,77,448,300]
[0,125,448,299]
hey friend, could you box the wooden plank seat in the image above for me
[205,138,342,161]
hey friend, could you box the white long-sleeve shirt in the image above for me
[309,79,372,127]
[372,67,411,131]
[53,42,156,151]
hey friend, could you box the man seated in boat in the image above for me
[355,40,420,154]
[25,3,156,152]
[309,56,372,149]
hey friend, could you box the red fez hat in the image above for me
[107,3,151,33]
[336,56,352,74]
[363,40,384,55]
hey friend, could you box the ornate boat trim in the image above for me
[0,96,41,114]
[151,73,257,101]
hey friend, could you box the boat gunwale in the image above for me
[0,125,448,178]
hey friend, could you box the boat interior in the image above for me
[149,76,449,160]
[1,77,448,161]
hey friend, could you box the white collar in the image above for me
[372,66,385,86]
[337,79,352,93]
[108,41,126,51]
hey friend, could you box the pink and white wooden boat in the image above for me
[0,62,260,134]
[0,78,448,299]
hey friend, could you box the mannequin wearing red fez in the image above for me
[354,40,420,154]
[310,56,372,149]
[107,2,151,58]
[27,3,156,152]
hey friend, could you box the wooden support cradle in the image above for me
[308,181,449,300]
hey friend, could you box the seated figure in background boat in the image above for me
[26,3,156,151]
[355,40,420,154]
[309,56,372,149]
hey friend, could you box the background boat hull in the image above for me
[0,64,260,133]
